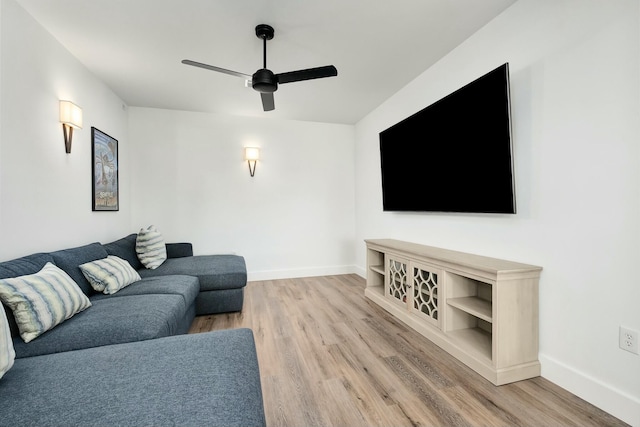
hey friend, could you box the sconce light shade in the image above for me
[59,100,83,153]
[59,101,83,128]
[244,147,260,177]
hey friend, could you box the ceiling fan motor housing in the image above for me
[252,68,278,93]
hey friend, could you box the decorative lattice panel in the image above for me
[387,259,408,303]
[413,268,438,323]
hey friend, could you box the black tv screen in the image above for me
[380,63,515,214]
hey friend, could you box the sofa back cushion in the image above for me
[103,234,142,270]
[0,253,55,280]
[50,243,109,295]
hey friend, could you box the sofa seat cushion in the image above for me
[1,329,266,427]
[90,275,199,310]
[12,294,186,358]
[139,255,247,291]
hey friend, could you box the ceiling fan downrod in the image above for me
[255,24,274,69]
[252,24,277,93]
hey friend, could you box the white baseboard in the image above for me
[540,354,640,426]
[247,265,357,282]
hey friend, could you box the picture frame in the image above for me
[91,127,119,211]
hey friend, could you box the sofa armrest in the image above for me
[165,243,193,258]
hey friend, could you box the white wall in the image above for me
[354,0,640,424]
[0,0,131,259]
[128,107,355,280]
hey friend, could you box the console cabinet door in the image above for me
[410,262,441,329]
[385,255,409,308]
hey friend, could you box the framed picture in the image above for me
[91,127,119,211]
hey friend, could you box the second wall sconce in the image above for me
[59,100,83,153]
[244,147,260,177]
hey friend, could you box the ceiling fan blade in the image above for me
[276,65,337,84]
[181,60,251,79]
[261,92,275,111]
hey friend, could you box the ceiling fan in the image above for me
[182,24,338,112]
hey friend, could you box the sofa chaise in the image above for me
[0,232,264,426]
[104,233,248,316]
[1,328,266,427]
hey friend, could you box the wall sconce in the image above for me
[244,147,260,177]
[59,100,83,153]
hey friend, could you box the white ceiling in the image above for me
[16,0,516,124]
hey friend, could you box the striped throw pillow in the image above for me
[0,303,15,380]
[0,263,92,343]
[79,255,142,295]
[136,225,167,269]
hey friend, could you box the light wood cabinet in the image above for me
[365,239,542,385]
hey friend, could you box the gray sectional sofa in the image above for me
[0,233,265,426]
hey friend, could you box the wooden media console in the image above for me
[365,239,542,385]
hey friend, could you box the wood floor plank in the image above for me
[324,340,419,426]
[321,377,371,426]
[189,274,629,427]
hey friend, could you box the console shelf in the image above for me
[448,297,492,323]
[370,265,385,275]
[364,239,542,385]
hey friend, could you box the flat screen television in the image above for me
[379,63,515,214]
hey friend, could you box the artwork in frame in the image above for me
[91,127,119,211]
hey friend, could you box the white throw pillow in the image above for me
[0,263,92,343]
[79,255,142,295]
[0,303,15,380]
[136,225,167,269]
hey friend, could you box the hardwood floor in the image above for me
[189,274,627,427]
